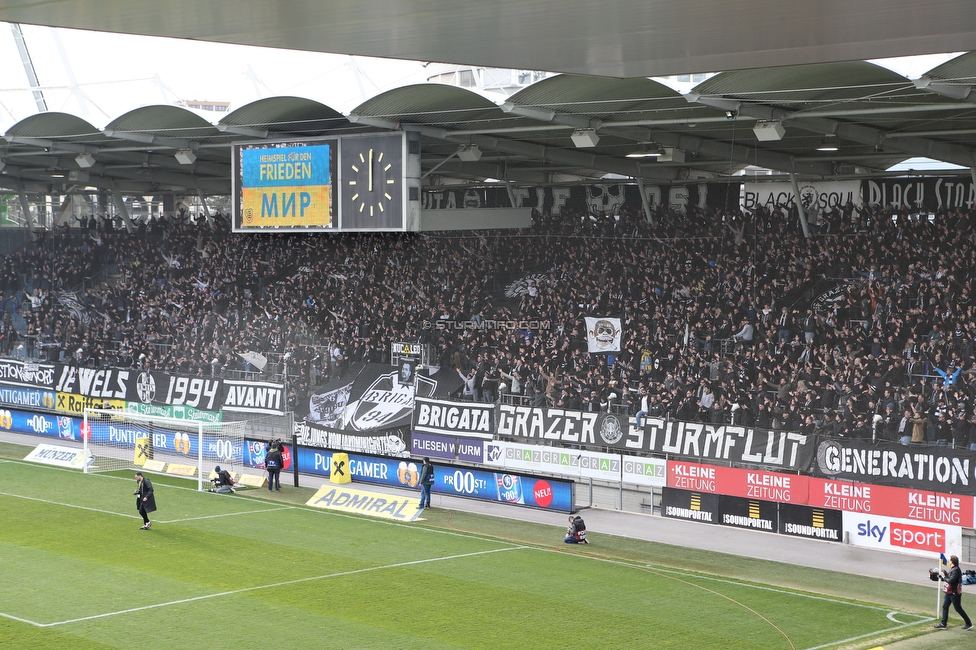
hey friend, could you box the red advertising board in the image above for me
[668,461,975,528]
[668,461,809,503]
[808,477,974,528]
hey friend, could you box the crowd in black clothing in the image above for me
[4,196,976,449]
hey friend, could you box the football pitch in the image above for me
[0,443,954,649]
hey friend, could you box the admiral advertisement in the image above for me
[778,503,843,542]
[495,405,815,471]
[812,437,976,494]
[843,512,962,558]
[296,419,409,458]
[482,439,667,487]
[295,447,574,512]
[305,363,463,433]
[412,397,494,439]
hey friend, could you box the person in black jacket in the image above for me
[418,457,434,509]
[265,441,283,492]
[134,471,156,530]
[935,555,973,630]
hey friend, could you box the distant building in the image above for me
[176,99,230,112]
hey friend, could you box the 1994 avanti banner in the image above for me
[494,404,816,471]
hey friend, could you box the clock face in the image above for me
[340,133,404,230]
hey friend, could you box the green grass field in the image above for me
[0,440,964,649]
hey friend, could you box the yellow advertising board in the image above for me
[306,485,422,522]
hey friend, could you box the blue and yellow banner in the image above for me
[239,143,334,229]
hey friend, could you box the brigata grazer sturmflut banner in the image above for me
[412,397,494,438]
[812,437,976,494]
[495,405,815,471]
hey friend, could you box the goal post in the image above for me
[82,408,246,491]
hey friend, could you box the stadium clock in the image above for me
[340,133,405,230]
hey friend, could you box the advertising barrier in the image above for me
[718,494,778,532]
[661,488,720,524]
[807,477,974,528]
[778,503,843,542]
[411,431,484,462]
[842,511,962,558]
[482,439,667,487]
[294,446,574,512]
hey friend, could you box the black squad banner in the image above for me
[51,363,284,415]
[812,437,976,494]
[412,397,494,438]
[294,419,409,458]
[778,503,842,542]
[495,405,815,471]
[422,182,738,214]
[306,362,464,433]
[862,177,975,212]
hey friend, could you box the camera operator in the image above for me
[265,440,283,492]
[935,555,973,630]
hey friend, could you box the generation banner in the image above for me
[295,419,409,457]
[412,397,494,438]
[812,437,976,494]
[495,405,815,471]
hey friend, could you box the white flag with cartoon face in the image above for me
[584,317,622,353]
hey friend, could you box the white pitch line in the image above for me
[801,615,934,650]
[26,545,524,628]
[0,490,140,520]
[158,506,296,523]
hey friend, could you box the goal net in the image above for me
[82,408,246,491]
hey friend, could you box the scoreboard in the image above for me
[232,132,413,233]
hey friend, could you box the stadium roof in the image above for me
[2,1,974,80]
[4,53,976,197]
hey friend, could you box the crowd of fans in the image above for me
[3,196,976,449]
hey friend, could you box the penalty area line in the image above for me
[33,545,526,628]
[0,490,140,520]
[158,505,297,523]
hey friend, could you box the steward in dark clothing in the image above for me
[134,471,156,530]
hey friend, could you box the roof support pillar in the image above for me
[14,179,37,234]
[56,194,74,227]
[635,175,656,225]
[788,171,810,239]
[110,185,136,234]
